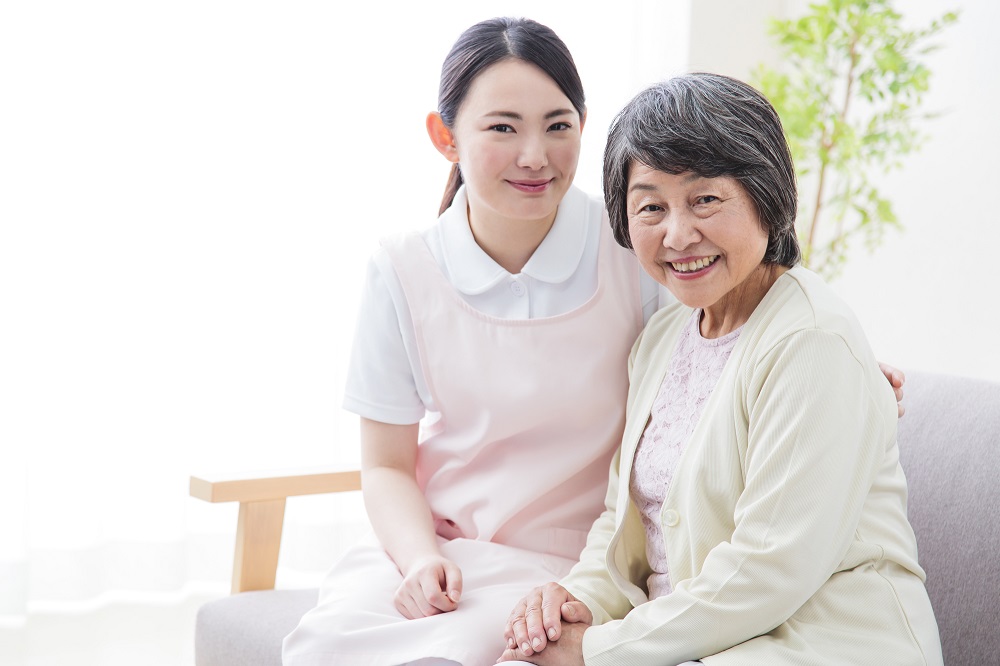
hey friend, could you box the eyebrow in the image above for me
[483,109,576,120]
[627,182,658,194]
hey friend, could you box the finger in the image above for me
[898,402,906,418]
[420,568,455,613]
[561,600,593,625]
[394,591,418,620]
[496,645,528,663]
[442,560,463,604]
[511,589,542,655]
[522,588,548,653]
[540,585,568,641]
[879,362,904,388]
[504,599,527,648]
[402,575,443,618]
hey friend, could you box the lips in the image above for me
[507,179,552,194]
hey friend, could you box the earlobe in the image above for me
[426,112,459,163]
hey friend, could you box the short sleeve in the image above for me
[342,251,426,425]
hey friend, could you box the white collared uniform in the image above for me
[342,185,664,424]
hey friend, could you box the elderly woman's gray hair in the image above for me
[603,73,801,267]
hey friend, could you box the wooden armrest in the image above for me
[190,467,362,594]
[190,467,362,503]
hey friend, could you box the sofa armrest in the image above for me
[190,467,362,593]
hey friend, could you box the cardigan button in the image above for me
[663,509,680,527]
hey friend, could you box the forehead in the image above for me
[626,163,742,194]
[458,58,576,118]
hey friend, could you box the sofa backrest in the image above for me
[897,371,1000,666]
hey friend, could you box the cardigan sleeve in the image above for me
[579,328,894,666]
[560,447,635,625]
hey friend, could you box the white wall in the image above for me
[0,0,696,600]
[689,0,1000,383]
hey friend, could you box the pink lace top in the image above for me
[629,309,743,599]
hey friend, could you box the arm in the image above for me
[577,330,892,665]
[360,417,462,618]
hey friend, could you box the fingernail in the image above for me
[532,637,542,649]
[521,642,531,654]
[547,627,556,639]
[450,590,461,602]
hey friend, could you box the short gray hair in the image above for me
[603,73,800,267]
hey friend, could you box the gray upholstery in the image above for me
[194,371,1000,666]
[195,589,316,666]
[896,372,1000,666]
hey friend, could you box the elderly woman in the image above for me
[498,73,942,666]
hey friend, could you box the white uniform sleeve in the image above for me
[342,251,426,425]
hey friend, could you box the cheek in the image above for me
[628,222,661,261]
[551,141,581,169]
[460,147,503,185]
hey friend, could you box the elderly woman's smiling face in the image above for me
[627,163,772,328]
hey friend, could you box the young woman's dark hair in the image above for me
[435,17,587,215]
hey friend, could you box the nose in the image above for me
[662,210,702,250]
[516,133,548,171]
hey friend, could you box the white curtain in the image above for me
[0,1,691,662]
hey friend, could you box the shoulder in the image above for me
[741,267,895,402]
[629,300,695,379]
[746,266,876,365]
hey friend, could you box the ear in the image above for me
[579,109,587,134]
[426,112,459,163]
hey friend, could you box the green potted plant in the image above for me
[753,0,958,278]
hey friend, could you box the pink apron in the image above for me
[283,220,642,666]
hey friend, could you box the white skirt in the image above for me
[282,534,577,666]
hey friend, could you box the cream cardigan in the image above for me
[563,266,942,666]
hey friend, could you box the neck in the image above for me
[467,204,557,275]
[700,264,788,338]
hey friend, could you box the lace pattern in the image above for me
[630,309,742,599]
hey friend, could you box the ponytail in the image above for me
[438,164,463,216]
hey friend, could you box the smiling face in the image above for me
[446,58,583,230]
[627,163,775,329]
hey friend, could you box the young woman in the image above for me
[282,17,656,666]
[283,18,905,666]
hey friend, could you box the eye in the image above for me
[548,121,572,131]
[640,204,664,213]
[695,195,720,205]
[488,124,515,133]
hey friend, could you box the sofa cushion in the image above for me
[897,371,1000,666]
[195,588,317,666]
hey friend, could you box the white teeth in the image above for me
[671,256,718,273]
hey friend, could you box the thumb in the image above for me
[561,600,593,625]
[442,561,463,603]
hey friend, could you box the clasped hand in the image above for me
[497,582,591,665]
[395,554,463,619]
